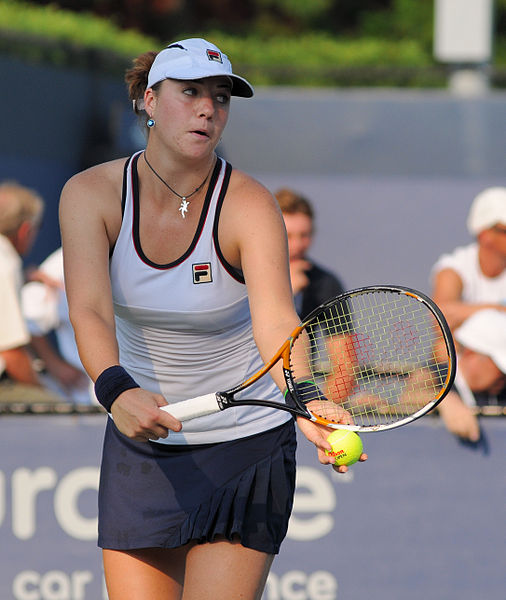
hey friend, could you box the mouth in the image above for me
[191,129,210,139]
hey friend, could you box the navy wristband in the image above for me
[94,365,140,412]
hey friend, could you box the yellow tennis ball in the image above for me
[325,430,363,466]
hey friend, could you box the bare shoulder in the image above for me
[59,157,129,246]
[228,168,274,202]
[60,157,127,212]
[218,167,287,268]
[226,168,282,221]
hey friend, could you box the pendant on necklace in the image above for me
[179,198,190,219]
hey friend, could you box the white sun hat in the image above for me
[467,187,506,236]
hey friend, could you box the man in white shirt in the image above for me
[432,187,506,330]
[431,187,506,441]
[0,181,59,403]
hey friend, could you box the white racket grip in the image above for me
[161,393,221,422]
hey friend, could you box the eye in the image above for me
[183,86,198,96]
[216,92,230,105]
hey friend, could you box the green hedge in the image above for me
[0,0,159,55]
[0,0,504,88]
[200,31,447,87]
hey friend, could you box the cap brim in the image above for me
[164,73,254,97]
[229,74,254,98]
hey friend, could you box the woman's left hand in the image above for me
[296,417,368,474]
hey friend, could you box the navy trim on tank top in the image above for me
[121,156,129,217]
[212,162,245,284]
[109,156,131,259]
[130,153,221,270]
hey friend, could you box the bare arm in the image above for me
[59,168,121,378]
[433,268,506,329]
[222,173,366,471]
[324,334,358,402]
[59,163,181,439]
[0,347,40,385]
[30,335,87,390]
[221,174,300,387]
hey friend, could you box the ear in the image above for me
[144,87,156,118]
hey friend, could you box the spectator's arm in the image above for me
[0,347,40,385]
[30,335,86,389]
[433,268,506,329]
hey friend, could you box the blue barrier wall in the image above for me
[1,415,504,600]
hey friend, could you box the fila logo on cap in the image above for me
[193,263,213,284]
[206,49,223,63]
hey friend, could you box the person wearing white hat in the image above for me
[438,309,506,441]
[431,187,506,440]
[430,187,506,360]
[59,38,365,599]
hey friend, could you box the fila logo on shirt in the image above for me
[193,263,213,284]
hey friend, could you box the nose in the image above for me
[197,93,214,119]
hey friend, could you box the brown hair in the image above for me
[274,188,314,220]
[0,181,44,237]
[125,51,159,115]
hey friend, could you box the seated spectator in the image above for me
[274,187,346,317]
[274,188,355,400]
[438,309,506,442]
[22,247,95,404]
[0,181,59,403]
[431,186,506,439]
[431,187,506,339]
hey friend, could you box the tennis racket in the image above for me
[162,285,456,432]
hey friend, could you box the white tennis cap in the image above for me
[467,187,506,236]
[455,309,506,373]
[147,38,254,98]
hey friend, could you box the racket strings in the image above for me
[290,290,450,428]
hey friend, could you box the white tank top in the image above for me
[110,151,290,444]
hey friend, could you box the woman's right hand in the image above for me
[110,388,182,441]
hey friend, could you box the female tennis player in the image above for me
[60,38,366,600]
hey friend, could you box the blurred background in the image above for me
[1,0,505,291]
[1,2,505,599]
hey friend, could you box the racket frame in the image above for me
[289,284,456,431]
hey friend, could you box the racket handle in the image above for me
[161,393,221,421]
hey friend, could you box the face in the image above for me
[459,347,506,394]
[283,212,313,261]
[144,76,231,159]
[491,223,506,256]
[479,222,506,261]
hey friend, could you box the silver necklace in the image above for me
[143,152,213,219]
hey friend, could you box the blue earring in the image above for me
[147,118,155,128]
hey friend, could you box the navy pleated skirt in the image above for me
[98,418,297,555]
